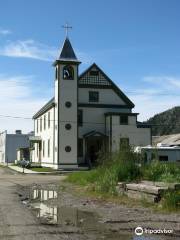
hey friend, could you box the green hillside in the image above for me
[145,106,180,136]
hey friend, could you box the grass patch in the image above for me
[0,164,6,168]
[66,147,180,212]
[67,169,100,186]
[30,167,55,172]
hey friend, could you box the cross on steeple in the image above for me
[62,23,72,37]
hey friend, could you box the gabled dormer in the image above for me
[78,63,135,109]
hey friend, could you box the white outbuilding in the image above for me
[0,130,31,164]
[141,145,180,163]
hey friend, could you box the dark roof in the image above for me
[59,37,77,61]
[53,37,80,66]
[79,63,135,108]
[33,98,55,119]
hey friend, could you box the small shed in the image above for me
[141,146,180,163]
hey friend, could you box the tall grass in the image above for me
[95,147,142,194]
[67,149,180,211]
[68,146,142,195]
[67,147,180,196]
[143,160,180,182]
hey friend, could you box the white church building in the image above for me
[31,36,151,169]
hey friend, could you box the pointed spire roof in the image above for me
[59,37,78,61]
[53,37,81,66]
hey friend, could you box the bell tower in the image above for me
[53,36,81,169]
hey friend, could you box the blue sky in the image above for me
[0,0,180,132]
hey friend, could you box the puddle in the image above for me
[29,186,106,229]
[21,185,172,240]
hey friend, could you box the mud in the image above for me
[18,182,180,240]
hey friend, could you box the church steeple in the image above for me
[54,28,80,168]
[53,37,80,66]
[59,37,78,61]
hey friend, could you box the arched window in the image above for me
[55,67,58,80]
[63,65,74,80]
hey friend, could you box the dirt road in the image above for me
[0,167,83,240]
[0,167,179,240]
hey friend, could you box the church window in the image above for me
[48,139,50,157]
[65,123,71,130]
[43,141,45,157]
[78,110,83,126]
[89,91,99,102]
[55,67,58,80]
[120,138,129,149]
[36,144,38,157]
[65,146,71,152]
[65,101,72,108]
[63,65,74,80]
[36,120,38,133]
[44,115,46,130]
[159,155,168,162]
[48,112,50,128]
[40,118,42,132]
[78,139,83,157]
[120,115,128,125]
[90,71,99,76]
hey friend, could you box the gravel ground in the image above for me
[0,166,179,240]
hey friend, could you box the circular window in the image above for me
[65,124,71,130]
[65,101,72,108]
[65,146,71,152]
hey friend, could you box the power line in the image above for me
[124,91,180,96]
[0,114,180,127]
[0,114,31,120]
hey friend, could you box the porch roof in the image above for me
[83,131,107,138]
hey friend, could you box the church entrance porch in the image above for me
[83,131,108,166]
[29,136,42,164]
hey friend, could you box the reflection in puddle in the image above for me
[32,188,58,201]
[26,187,169,240]
[30,188,102,228]
[30,188,58,224]
[32,202,58,224]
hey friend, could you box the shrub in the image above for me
[89,147,142,195]
[143,161,180,182]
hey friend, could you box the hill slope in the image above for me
[145,106,180,136]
